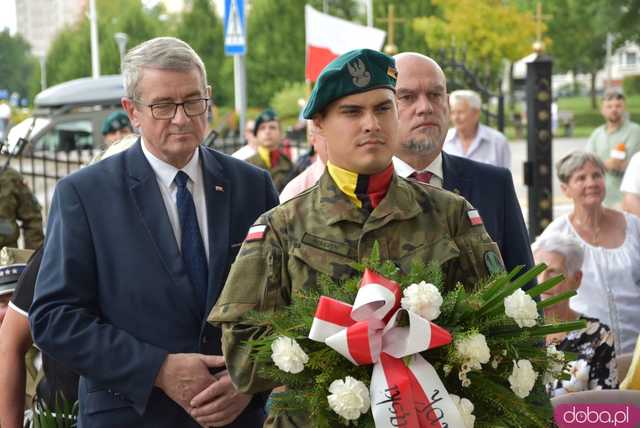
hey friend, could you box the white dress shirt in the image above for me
[141,139,210,260]
[392,153,444,189]
[443,124,511,169]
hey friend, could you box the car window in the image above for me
[34,119,94,152]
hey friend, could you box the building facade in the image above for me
[15,0,86,56]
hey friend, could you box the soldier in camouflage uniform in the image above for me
[209,49,504,427]
[245,108,293,192]
[0,167,43,249]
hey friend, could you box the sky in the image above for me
[1,0,17,34]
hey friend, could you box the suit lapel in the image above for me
[200,148,230,311]
[125,140,202,320]
[442,152,473,199]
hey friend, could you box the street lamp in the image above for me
[114,32,128,71]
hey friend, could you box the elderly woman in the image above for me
[443,89,511,169]
[532,232,617,395]
[541,150,640,355]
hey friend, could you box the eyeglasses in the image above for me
[135,97,210,120]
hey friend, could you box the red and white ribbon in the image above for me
[308,269,465,428]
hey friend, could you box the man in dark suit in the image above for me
[29,37,279,427]
[392,52,533,280]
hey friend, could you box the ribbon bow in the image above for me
[309,269,465,428]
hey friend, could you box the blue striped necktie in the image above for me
[174,171,208,305]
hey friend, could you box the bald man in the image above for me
[392,52,534,286]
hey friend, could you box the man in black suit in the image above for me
[30,37,279,427]
[392,52,533,280]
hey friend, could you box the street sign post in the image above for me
[224,0,246,56]
[224,0,247,142]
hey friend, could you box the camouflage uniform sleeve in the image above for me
[14,173,44,249]
[208,209,290,394]
[448,199,505,290]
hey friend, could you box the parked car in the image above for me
[1,75,125,220]
[4,75,125,156]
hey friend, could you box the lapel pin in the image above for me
[215,185,224,192]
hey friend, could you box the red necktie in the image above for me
[410,171,433,184]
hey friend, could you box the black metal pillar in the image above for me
[524,54,553,241]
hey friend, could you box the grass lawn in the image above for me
[503,95,640,140]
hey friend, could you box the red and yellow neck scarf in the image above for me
[327,162,394,211]
[257,146,281,169]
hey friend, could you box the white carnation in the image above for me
[455,333,491,370]
[327,376,370,420]
[547,344,565,371]
[508,359,538,398]
[450,394,476,428]
[401,281,443,321]
[271,336,308,374]
[562,359,590,393]
[504,289,538,328]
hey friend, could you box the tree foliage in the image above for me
[545,0,619,107]
[413,0,538,76]
[176,0,232,106]
[46,0,164,87]
[270,82,307,121]
[0,30,39,99]
[245,0,363,108]
[372,0,437,54]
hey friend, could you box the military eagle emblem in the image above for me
[347,58,371,88]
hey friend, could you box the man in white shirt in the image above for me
[29,37,278,427]
[621,151,640,217]
[443,89,511,169]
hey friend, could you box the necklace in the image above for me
[572,213,602,245]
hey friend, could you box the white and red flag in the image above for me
[305,5,386,82]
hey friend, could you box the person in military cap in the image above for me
[0,167,43,250]
[245,108,294,192]
[101,110,133,147]
[209,49,504,426]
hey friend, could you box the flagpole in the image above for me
[89,0,100,78]
[365,0,373,27]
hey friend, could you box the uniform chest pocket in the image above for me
[290,236,357,282]
[396,236,460,274]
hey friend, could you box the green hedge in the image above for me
[623,75,640,96]
[572,111,604,128]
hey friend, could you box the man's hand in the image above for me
[154,353,225,413]
[604,157,626,172]
[189,370,253,427]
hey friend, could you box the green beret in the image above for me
[253,108,279,136]
[303,49,397,119]
[101,111,131,135]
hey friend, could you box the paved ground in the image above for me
[509,136,587,223]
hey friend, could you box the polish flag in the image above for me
[305,5,386,82]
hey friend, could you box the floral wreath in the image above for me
[245,244,582,427]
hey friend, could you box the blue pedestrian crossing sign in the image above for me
[224,0,246,55]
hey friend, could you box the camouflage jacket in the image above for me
[245,151,293,193]
[209,171,503,427]
[0,167,43,249]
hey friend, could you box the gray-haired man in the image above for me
[30,37,278,427]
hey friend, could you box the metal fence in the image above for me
[3,129,309,223]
